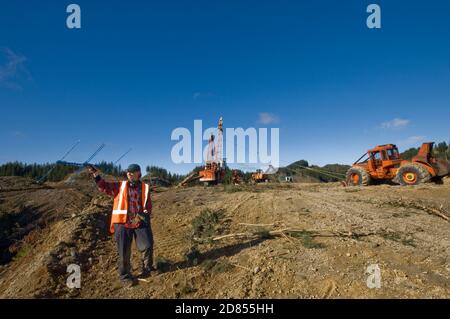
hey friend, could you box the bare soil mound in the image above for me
[1,177,449,298]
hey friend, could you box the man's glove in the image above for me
[87,165,100,178]
[133,212,149,226]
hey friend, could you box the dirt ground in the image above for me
[0,175,449,299]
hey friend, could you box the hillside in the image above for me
[1,174,450,298]
[275,160,350,183]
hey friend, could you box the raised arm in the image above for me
[88,165,121,197]
[95,176,121,197]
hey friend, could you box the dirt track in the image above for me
[0,176,449,298]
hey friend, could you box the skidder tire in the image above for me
[396,163,431,186]
[346,167,371,186]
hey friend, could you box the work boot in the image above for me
[138,266,156,279]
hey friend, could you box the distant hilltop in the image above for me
[275,160,350,183]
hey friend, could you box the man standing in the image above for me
[88,164,154,288]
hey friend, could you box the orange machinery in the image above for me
[198,117,226,186]
[346,142,450,186]
[251,169,269,183]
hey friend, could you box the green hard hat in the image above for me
[127,164,141,173]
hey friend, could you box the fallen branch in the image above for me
[238,222,282,227]
[229,263,252,272]
[419,205,450,223]
[138,278,150,283]
[389,199,450,223]
[281,231,295,244]
[195,228,377,243]
[209,233,257,241]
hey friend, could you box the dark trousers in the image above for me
[114,223,154,281]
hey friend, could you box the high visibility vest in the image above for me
[110,181,150,233]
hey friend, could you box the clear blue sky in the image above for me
[1,0,449,174]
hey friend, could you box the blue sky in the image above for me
[1,0,449,174]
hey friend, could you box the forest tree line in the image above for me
[1,141,448,184]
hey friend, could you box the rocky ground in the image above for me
[0,175,449,299]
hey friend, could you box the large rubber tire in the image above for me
[395,163,431,186]
[346,167,371,186]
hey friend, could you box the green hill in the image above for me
[275,160,350,183]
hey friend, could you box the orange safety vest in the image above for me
[110,181,150,234]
